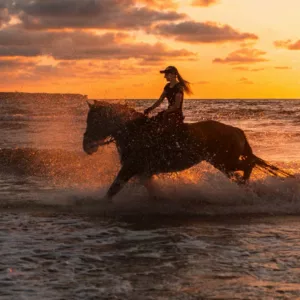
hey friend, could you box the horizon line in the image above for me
[0,91,299,100]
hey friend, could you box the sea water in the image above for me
[1,96,300,299]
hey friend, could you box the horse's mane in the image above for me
[92,100,144,123]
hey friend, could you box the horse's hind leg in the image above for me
[222,165,247,185]
[229,166,253,185]
[106,163,138,200]
[223,169,243,184]
[242,162,254,183]
[226,160,254,185]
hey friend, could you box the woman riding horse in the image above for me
[144,66,192,129]
[83,101,294,201]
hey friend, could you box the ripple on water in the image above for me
[1,213,300,299]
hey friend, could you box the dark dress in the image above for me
[152,82,184,128]
[164,82,184,115]
[143,82,187,149]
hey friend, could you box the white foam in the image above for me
[31,171,300,217]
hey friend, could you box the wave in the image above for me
[0,151,300,219]
[0,114,82,122]
[1,174,300,220]
[67,174,300,218]
[0,147,120,187]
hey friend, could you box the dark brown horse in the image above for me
[83,101,293,200]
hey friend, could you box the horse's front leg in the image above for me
[106,162,138,200]
[139,175,158,199]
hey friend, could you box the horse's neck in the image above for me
[112,106,143,126]
[110,107,146,141]
[114,115,147,139]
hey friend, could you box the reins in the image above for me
[96,136,116,146]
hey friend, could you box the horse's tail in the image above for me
[252,155,294,178]
[241,131,294,179]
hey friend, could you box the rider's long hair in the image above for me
[177,71,192,95]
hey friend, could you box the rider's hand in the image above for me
[144,107,152,115]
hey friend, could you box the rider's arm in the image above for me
[164,92,182,114]
[144,91,166,114]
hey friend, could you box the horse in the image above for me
[83,100,293,200]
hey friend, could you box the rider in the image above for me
[144,66,192,128]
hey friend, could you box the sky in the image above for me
[0,0,299,99]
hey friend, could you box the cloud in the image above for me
[213,48,268,64]
[0,6,10,26]
[0,59,165,86]
[0,25,195,62]
[238,77,253,84]
[138,0,179,9]
[191,0,219,7]
[5,0,185,30]
[274,66,291,70]
[0,58,35,69]
[0,58,62,85]
[52,40,194,61]
[233,66,249,71]
[274,39,300,50]
[154,21,258,43]
[250,68,264,72]
[233,66,264,71]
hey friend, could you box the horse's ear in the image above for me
[94,100,100,105]
[86,100,93,108]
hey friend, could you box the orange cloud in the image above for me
[0,7,10,26]
[0,58,35,70]
[250,68,265,72]
[191,0,219,7]
[138,0,179,9]
[0,59,161,88]
[274,66,291,70]
[154,21,258,43]
[233,66,264,71]
[213,48,268,64]
[0,25,194,61]
[274,39,300,50]
[238,77,253,84]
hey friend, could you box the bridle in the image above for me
[97,126,125,146]
[99,136,115,146]
[92,135,116,147]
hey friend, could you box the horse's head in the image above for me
[83,101,120,155]
[83,100,144,155]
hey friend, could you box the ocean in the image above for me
[1,96,300,299]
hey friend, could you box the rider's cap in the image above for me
[160,66,178,74]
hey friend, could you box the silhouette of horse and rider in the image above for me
[83,66,293,201]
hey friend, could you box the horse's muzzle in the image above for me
[83,136,99,155]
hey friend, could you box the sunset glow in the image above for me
[0,0,299,99]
